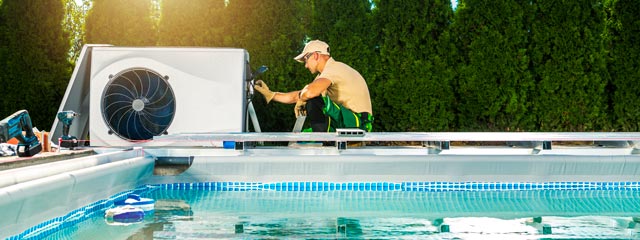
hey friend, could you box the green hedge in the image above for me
[157,0,226,46]
[85,0,156,46]
[453,0,534,131]
[375,0,456,131]
[0,0,71,129]
[605,0,640,131]
[529,0,609,131]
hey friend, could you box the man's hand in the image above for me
[294,99,307,118]
[294,85,310,117]
[254,80,276,103]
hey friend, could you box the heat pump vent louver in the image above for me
[101,68,176,141]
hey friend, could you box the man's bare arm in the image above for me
[300,78,331,101]
[271,90,302,104]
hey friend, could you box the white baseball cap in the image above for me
[294,40,330,62]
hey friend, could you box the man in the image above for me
[254,40,373,132]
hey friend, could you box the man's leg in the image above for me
[306,96,330,132]
[321,96,373,132]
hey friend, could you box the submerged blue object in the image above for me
[114,194,155,212]
[104,206,145,223]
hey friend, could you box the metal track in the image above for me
[153,131,640,142]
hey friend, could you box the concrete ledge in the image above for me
[0,149,94,171]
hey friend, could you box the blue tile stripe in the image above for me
[9,181,640,240]
[8,186,153,240]
[158,181,640,192]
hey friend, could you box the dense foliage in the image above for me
[604,0,640,131]
[453,0,534,131]
[157,0,226,46]
[84,0,156,45]
[375,0,456,131]
[0,0,71,128]
[529,0,609,131]
[0,0,637,132]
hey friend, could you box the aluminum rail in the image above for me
[153,132,640,143]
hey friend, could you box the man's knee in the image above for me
[306,96,330,132]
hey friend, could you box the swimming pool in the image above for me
[23,182,640,239]
[3,132,640,239]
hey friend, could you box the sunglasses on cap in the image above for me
[303,51,319,63]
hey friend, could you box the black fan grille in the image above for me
[101,68,176,141]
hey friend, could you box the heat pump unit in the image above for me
[85,47,249,147]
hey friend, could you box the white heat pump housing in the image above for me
[81,47,248,147]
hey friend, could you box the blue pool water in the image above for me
[15,182,640,239]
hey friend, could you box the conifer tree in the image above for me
[0,0,71,129]
[529,0,609,131]
[85,0,156,45]
[0,1,5,119]
[605,0,640,131]
[453,0,534,131]
[157,0,226,46]
[64,0,90,63]
[374,0,456,131]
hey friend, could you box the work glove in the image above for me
[294,99,307,118]
[294,85,309,117]
[254,80,276,103]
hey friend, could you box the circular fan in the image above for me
[101,68,176,141]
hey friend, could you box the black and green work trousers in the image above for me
[306,96,373,132]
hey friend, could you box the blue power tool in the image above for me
[0,110,42,157]
[57,111,79,149]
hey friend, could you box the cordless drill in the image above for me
[0,110,42,157]
[57,111,79,149]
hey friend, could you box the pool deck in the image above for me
[0,149,94,171]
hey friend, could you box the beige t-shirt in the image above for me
[316,58,372,114]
